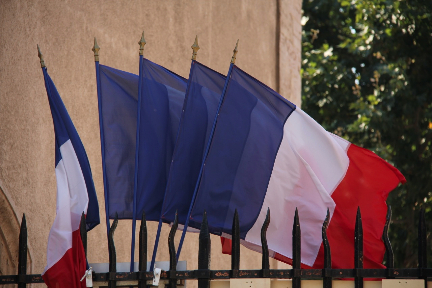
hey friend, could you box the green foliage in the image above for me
[302,0,432,267]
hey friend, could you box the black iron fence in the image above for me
[0,205,430,288]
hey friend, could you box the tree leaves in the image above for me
[302,0,432,267]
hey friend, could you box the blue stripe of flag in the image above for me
[135,59,187,221]
[161,61,226,225]
[99,65,139,219]
[189,66,295,238]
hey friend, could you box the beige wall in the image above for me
[0,0,301,285]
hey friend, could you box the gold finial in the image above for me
[231,39,239,64]
[138,31,146,56]
[37,44,45,68]
[92,37,100,62]
[191,35,200,61]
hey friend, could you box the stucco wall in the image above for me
[0,0,301,285]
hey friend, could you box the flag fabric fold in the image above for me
[96,60,187,221]
[41,67,99,287]
[310,140,406,269]
[131,58,187,268]
[161,61,226,225]
[186,65,405,268]
[98,65,139,219]
[221,136,406,268]
[133,58,187,221]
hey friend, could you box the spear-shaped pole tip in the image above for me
[231,39,239,64]
[37,45,46,68]
[191,35,200,61]
[138,31,146,56]
[92,37,100,62]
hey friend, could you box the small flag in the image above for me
[41,67,99,287]
[187,65,405,268]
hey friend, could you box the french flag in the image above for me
[188,65,405,268]
[41,66,99,287]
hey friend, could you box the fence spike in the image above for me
[418,206,427,268]
[354,207,363,288]
[138,212,147,288]
[322,209,331,268]
[322,208,332,288]
[18,214,27,288]
[261,208,270,272]
[418,206,427,284]
[168,211,178,288]
[198,211,211,288]
[292,208,301,288]
[231,209,240,272]
[382,204,394,272]
[80,212,87,257]
[108,213,118,288]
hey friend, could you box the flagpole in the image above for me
[148,36,200,272]
[93,38,110,240]
[176,40,239,260]
[130,31,146,273]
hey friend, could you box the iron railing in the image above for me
[0,205,430,288]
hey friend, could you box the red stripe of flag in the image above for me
[221,143,405,269]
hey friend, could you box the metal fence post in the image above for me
[80,212,87,257]
[354,207,363,288]
[292,208,301,288]
[138,212,147,288]
[322,209,332,288]
[18,214,27,288]
[231,209,240,278]
[382,204,394,279]
[108,214,118,288]
[418,206,427,288]
[198,211,211,288]
[168,212,178,288]
[261,208,270,278]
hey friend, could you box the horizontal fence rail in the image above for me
[0,206,430,288]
